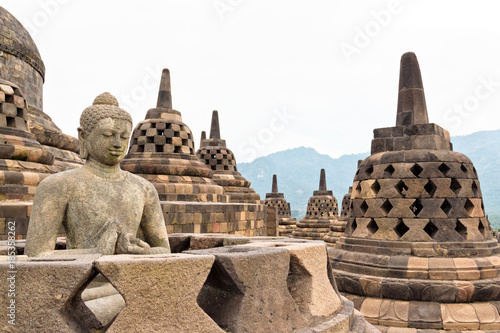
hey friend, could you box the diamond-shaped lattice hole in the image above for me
[424,222,438,238]
[394,220,410,238]
[371,180,381,195]
[384,165,395,177]
[351,219,358,233]
[424,180,437,197]
[464,199,474,215]
[460,164,468,174]
[81,274,125,328]
[410,164,423,177]
[367,219,379,235]
[478,220,486,237]
[438,163,451,176]
[410,199,423,216]
[450,178,462,196]
[381,199,393,215]
[455,220,467,239]
[360,201,369,215]
[441,199,452,216]
[356,182,362,195]
[396,180,409,196]
[472,181,479,197]
[365,165,374,177]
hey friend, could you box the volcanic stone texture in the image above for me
[1,235,376,333]
[329,52,500,331]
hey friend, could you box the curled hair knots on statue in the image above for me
[79,92,132,135]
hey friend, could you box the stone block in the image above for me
[408,301,442,329]
[188,245,305,332]
[378,300,408,327]
[359,297,383,325]
[0,254,101,333]
[441,303,479,330]
[95,253,223,333]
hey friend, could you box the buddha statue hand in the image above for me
[96,220,120,255]
[115,231,153,255]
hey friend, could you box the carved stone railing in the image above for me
[1,234,375,333]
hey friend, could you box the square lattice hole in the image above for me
[381,200,393,215]
[424,180,437,197]
[394,220,409,238]
[438,163,451,176]
[455,220,467,239]
[472,181,479,197]
[478,220,486,238]
[450,179,462,196]
[424,221,438,238]
[360,201,369,215]
[441,199,452,216]
[365,165,374,177]
[464,199,474,215]
[396,180,409,196]
[410,164,423,177]
[371,180,381,195]
[366,219,379,235]
[410,199,423,216]
[384,165,395,177]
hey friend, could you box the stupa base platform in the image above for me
[161,201,267,236]
[344,294,500,331]
[279,223,296,237]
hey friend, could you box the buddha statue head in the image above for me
[78,92,133,165]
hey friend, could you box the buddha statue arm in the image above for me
[140,183,171,254]
[25,177,69,257]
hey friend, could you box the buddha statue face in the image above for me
[77,92,133,165]
[83,117,131,166]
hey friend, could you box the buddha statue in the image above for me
[25,93,170,256]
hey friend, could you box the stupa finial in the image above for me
[396,52,429,126]
[200,131,206,148]
[319,169,327,191]
[210,110,221,140]
[156,69,172,109]
[272,174,278,193]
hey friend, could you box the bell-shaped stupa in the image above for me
[196,110,261,203]
[264,174,297,236]
[121,69,228,203]
[329,52,500,331]
[324,186,352,245]
[292,169,338,240]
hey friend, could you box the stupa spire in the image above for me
[272,174,278,193]
[396,52,429,126]
[209,110,221,139]
[319,169,327,191]
[156,68,172,109]
[199,131,206,148]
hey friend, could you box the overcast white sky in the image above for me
[3,0,500,162]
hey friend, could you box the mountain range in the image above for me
[238,129,500,229]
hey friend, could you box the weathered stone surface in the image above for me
[95,253,222,333]
[188,245,305,332]
[245,241,342,321]
[25,93,170,256]
[0,254,101,333]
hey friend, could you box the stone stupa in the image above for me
[196,110,261,204]
[292,169,338,240]
[329,52,500,331]
[264,174,297,236]
[121,69,266,236]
